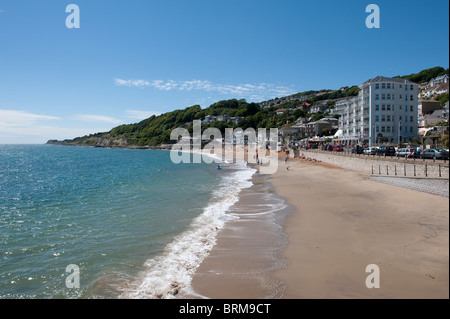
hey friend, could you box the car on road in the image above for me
[420,148,449,160]
[364,147,379,155]
[333,145,344,152]
[376,146,396,156]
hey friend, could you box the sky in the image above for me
[0,0,449,143]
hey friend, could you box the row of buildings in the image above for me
[280,74,448,146]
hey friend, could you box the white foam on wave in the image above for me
[120,162,256,299]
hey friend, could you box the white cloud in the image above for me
[114,78,151,88]
[114,78,297,101]
[125,110,162,120]
[0,110,60,128]
[74,114,122,125]
[0,109,108,144]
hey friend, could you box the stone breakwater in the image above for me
[295,150,449,179]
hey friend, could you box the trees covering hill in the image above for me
[395,66,448,84]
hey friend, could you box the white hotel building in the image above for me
[335,76,419,146]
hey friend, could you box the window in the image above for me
[399,116,402,121]
[410,105,414,112]
[375,115,380,122]
[410,126,413,133]
[387,105,391,111]
[410,95,414,101]
[387,115,391,122]
[387,83,391,89]
[376,126,380,133]
[375,105,380,111]
[382,83,386,89]
[410,116,413,122]
[387,94,391,100]
[375,94,380,100]
[387,126,391,133]
[382,105,386,111]
[410,85,413,90]
[399,84,403,88]
[381,126,385,133]
[400,94,403,99]
[375,84,380,89]
[382,94,386,100]
[382,115,386,122]
[400,105,402,110]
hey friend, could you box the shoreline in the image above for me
[190,153,449,299]
[190,171,291,299]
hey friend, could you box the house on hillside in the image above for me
[429,74,449,87]
[276,109,286,116]
[280,126,301,139]
[435,82,449,95]
[202,115,218,124]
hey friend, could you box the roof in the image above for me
[362,75,416,85]
[433,74,449,80]
[436,83,449,91]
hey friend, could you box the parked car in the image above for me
[364,147,379,155]
[333,145,344,152]
[376,146,396,156]
[421,148,449,160]
[395,148,417,158]
[351,145,364,154]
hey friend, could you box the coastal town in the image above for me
[275,73,449,153]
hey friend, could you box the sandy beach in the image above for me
[192,154,449,299]
[272,158,449,298]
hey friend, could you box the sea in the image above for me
[0,144,257,299]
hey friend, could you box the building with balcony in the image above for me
[334,76,419,146]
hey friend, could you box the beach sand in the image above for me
[272,158,449,299]
[191,151,449,299]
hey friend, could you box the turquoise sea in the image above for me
[0,144,254,298]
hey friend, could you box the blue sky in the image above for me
[0,0,448,143]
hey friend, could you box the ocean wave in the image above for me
[120,163,255,299]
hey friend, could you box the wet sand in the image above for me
[190,173,291,299]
